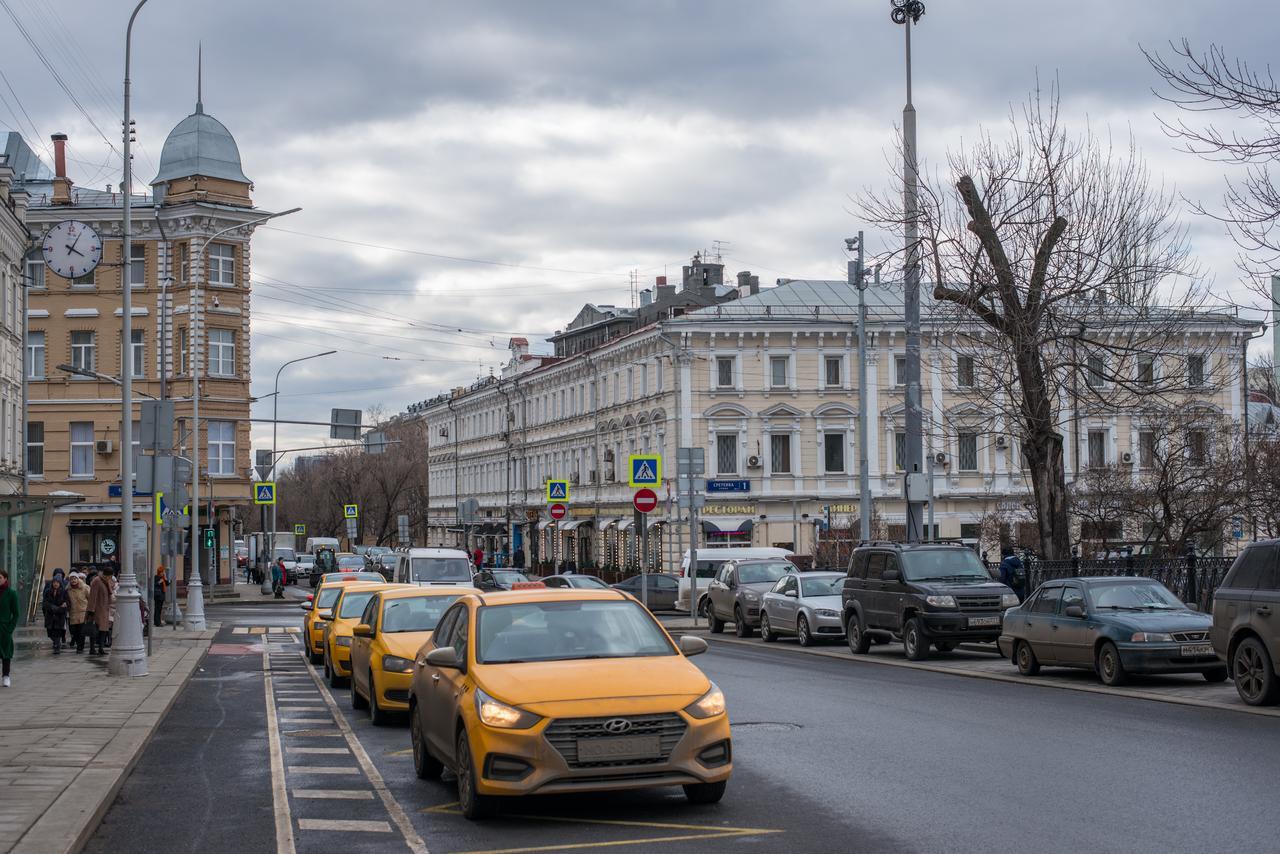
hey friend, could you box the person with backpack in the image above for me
[998,545,1027,602]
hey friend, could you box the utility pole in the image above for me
[849,233,873,542]
[893,0,927,542]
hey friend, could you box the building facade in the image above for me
[17,94,265,583]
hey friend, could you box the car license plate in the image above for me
[967,615,1000,628]
[1180,643,1215,657]
[576,735,661,763]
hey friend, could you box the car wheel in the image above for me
[797,615,813,647]
[1233,637,1280,706]
[1096,641,1127,686]
[328,656,345,689]
[350,670,368,710]
[309,646,322,666]
[368,673,389,726]
[734,607,753,638]
[846,613,871,655]
[1202,666,1229,684]
[903,617,929,661]
[1015,640,1040,676]
[707,607,724,634]
[760,612,777,643]
[456,728,497,820]
[410,706,443,780]
[935,641,957,653]
[683,780,727,805]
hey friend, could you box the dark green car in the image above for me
[997,576,1228,686]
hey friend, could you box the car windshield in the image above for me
[316,587,343,608]
[477,600,675,664]
[800,576,843,597]
[410,557,471,582]
[338,591,378,619]
[571,576,610,589]
[338,556,365,569]
[901,550,989,581]
[323,572,383,583]
[693,559,730,579]
[380,595,461,632]
[494,571,529,584]
[273,548,296,561]
[1091,581,1183,610]
[738,562,794,584]
[298,555,315,565]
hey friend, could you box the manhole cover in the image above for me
[731,721,802,732]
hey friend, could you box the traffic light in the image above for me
[202,528,216,550]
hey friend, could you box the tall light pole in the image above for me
[264,350,335,594]
[110,0,151,677]
[847,234,873,542]
[892,0,926,542]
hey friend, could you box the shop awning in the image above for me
[600,518,623,530]
[618,519,636,531]
[702,518,754,536]
[66,518,121,529]
[537,520,557,531]
[560,519,593,532]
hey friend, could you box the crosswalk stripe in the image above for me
[232,627,249,634]
[293,789,374,800]
[286,766,360,774]
[250,627,267,635]
[297,819,391,832]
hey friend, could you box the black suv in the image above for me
[842,542,1018,660]
[1211,540,1280,706]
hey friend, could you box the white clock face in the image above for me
[41,220,103,280]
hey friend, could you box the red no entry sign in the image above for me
[549,503,567,520]
[633,488,658,514]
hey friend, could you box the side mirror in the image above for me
[679,635,708,657]
[883,568,901,582]
[784,589,798,598]
[318,609,334,621]
[426,646,461,669]
[1064,605,1085,619]
[298,601,312,612]
[353,623,373,638]
[727,577,738,590]
[1185,602,1200,612]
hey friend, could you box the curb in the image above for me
[706,634,1280,720]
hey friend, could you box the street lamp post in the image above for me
[892,0,927,542]
[264,351,336,594]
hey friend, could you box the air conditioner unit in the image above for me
[994,436,1008,449]
[746,454,762,469]
[933,452,949,466]
[1121,451,1134,465]
[95,439,113,455]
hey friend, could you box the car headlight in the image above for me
[815,609,839,618]
[1131,632,1174,643]
[925,595,957,609]
[742,591,760,602]
[475,688,541,729]
[1001,593,1020,608]
[683,682,726,719]
[381,654,413,673]
[335,636,353,648]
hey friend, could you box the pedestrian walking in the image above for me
[271,558,284,599]
[106,572,119,648]
[998,545,1027,603]
[43,576,69,654]
[67,574,89,653]
[472,546,484,569]
[153,565,168,627]
[0,568,18,687]
[43,568,68,645]
[87,567,113,656]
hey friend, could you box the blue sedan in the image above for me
[997,576,1228,686]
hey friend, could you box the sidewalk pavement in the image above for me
[2,626,216,854]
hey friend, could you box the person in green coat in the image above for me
[0,568,19,688]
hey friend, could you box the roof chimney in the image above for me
[639,288,652,307]
[50,133,73,205]
[737,270,760,297]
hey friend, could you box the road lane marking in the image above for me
[285,765,360,774]
[297,818,392,833]
[293,789,375,800]
[283,729,343,737]
[278,718,332,725]
[286,747,350,754]
[263,646,297,854]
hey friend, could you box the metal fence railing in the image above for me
[987,555,1235,611]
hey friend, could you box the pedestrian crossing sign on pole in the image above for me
[628,454,662,488]
[254,482,276,505]
[344,504,359,519]
[293,523,306,536]
[545,480,570,503]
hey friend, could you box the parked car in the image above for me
[760,571,846,646]
[542,574,612,591]
[842,542,1018,660]
[1211,541,1280,705]
[705,558,798,637]
[612,573,680,611]
[998,576,1227,686]
[674,547,794,613]
[390,548,474,587]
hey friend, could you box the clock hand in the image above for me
[65,244,84,257]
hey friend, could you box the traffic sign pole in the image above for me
[635,506,648,611]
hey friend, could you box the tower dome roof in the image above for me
[151,104,250,186]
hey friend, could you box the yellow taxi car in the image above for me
[409,588,730,819]
[322,582,406,688]
[300,572,385,664]
[349,586,476,725]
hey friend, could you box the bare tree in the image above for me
[862,86,1204,559]
[1069,464,1131,554]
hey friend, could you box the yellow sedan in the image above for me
[322,582,405,688]
[350,586,476,725]
[301,573,384,664]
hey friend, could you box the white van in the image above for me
[391,548,474,587]
[674,547,794,612]
[305,536,340,554]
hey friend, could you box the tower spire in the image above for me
[196,42,203,114]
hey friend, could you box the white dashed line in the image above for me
[285,765,361,774]
[293,789,375,800]
[297,819,391,833]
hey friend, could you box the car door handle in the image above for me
[1258,606,1273,616]
[1050,624,1059,631]
[431,673,440,682]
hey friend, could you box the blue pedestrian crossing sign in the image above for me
[628,454,662,488]
[545,480,570,503]
[344,504,359,519]
[253,481,276,505]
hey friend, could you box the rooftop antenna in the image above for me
[195,42,203,113]
[629,269,638,309]
[711,240,730,263]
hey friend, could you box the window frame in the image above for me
[824,355,842,388]
[715,356,735,389]
[207,420,236,476]
[130,329,145,379]
[894,431,906,471]
[823,431,846,474]
[70,331,95,376]
[25,256,45,290]
[26,421,43,478]
[1086,355,1106,389]
[69,421,94,477]
[129,243,146,287]
[956,354,975,389]
[715,433,738,476]
[957,432,979,472]
[207,243,236,287]
[769,355,790,389]
[1187,354,1205,388]
[26,331,45,380]
[1087,429,1107,468]
[769,432,792,475]
[207,328,236,378]
[894,354,907,388]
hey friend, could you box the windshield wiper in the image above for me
[1095,605,1145,611]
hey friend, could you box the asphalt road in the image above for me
[87,600,1280,854]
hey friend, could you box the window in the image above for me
[1188,430,1207,466]
[131,419,141,477]
[716,434,737,475]
[769,356,788,388]
[1135,355,1155,386]
[640,364,648,397]
[26,332,45,379]
[823,432,845,473]
[208,243,235,286]
[656,360,664,392]
[179,243,190,283]
[1187,354,1205,387]
[1088,430,1107,468]
[207,420,235,475]
[956,355,975,388]
[130,329,145,378]
[25,257,45,289]
[894,355,907,387]
[129,243,146,287]
[178,327,189,374]
[1031,587,1064,615]
[71,270,95,287]
[626,368,634,401]
[70,422,94,477]
[1138,431,1156,468]
[71,331,95,375]
[1061,586,1085,613]
[716,356,734,388]
[770,434,791,474]
[894,431,907,470]
[825,356,842,387]
[26,422,43,477]
[958,432,978,471]
[1086,355,1105,388]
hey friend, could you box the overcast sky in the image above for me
[1,0,1274,460]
